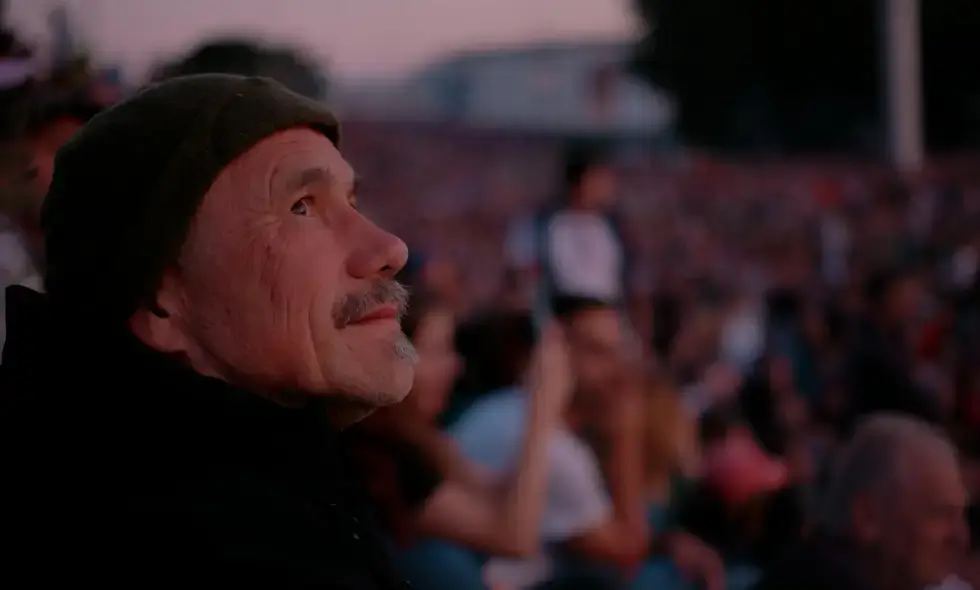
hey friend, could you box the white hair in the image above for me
[818,413,957,534]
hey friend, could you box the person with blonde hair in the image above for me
[644,376,702,502]
[634,374,725,590]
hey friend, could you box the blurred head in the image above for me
[419,255,464,312]
[20,99,101,218]
[455,311,536,393]
[552,296,625,397]
[163,39,325,99]
[820,414,968,590]
[564,145,617,210]
[131,128,417,413]
[0,97,98,241]
[864,266,923,325]
[399,285,462,422]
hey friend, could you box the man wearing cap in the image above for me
[0,75,419,588]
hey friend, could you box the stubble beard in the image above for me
[325,332,418,429]
[393,330,420,365]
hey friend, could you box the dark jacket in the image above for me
[677,483,806,568]
[0,286,408,588]
[842,318,941,435]
[754,532,872,590]
[343,408,444,547]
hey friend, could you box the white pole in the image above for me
[883,0,924,171]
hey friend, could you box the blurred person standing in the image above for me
[815,182,851,289]
[755,414,968,590]
[0,75,419,587]
[841,266,942,434]
[505,145,632,324]
[0,95,101,346]
[720,294,767,373]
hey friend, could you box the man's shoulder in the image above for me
[5,459,404,587]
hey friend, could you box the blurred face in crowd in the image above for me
[563,306,624,396]
[0,118,84,234]
[421,256,464,312]
[407,309,462,421]
[576,164,618,210]
[138,128,417,413]
[24,117,86,206]
[885,275,924,324]
[856,445,967,589]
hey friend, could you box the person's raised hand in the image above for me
[525,322,574,417]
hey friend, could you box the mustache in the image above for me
[333,279,410,328]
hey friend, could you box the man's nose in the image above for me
[345,216,409,280]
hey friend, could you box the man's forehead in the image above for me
[246,127,354,187]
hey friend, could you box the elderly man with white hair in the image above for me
[755,414,969,590]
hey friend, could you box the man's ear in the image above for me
[127,270,188,354]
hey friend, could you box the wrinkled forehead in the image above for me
[219,127,354,196]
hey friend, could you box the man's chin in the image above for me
[320,370,415,429]
[386,361,416,403]
[325,402,378,429]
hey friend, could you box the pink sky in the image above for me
[7,0,635,80]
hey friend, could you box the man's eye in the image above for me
[290,197,312,216]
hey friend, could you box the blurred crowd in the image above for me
[3,23,980,590]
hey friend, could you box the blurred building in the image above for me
[337,40,674,140]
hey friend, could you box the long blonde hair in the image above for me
[644,377,699,490]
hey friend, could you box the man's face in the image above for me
[170,128,416,407]
[564,307,624,396]
[870,449,968,589]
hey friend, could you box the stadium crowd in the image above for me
[2,24,980,590]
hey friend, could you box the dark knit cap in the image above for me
[41,74,339,323]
